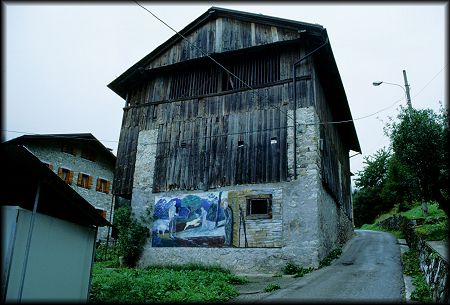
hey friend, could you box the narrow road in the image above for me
[261,230,405,303]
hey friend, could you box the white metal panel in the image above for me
[5,208,96,302]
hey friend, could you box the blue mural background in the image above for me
[152,191,230,247]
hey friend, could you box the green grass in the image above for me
[359,201,447,241]
[400,201,446,220]
[89,262,247,303]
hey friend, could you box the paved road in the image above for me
[260,230,405,303]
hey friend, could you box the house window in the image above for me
[77,173,93,189]
[57,167,73,185]
[81,148,96,161]
[246,195,272,219]
[95,208,107,219]
[96,178,110,194]
[61,144,76,155]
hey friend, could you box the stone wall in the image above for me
[418,240,449,303]
[132,107,352,273]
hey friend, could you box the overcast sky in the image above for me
[3,1,447,184]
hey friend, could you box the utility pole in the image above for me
[402,70,412,108]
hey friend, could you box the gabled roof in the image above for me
[6,133,117,165]
[108,6,361,153]
[107,6,326,98]
[0,143,111,228]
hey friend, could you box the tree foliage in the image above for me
[385,106,449,217]
[352,148,390,227]
[353,105,449,226]
[114,204,149,267]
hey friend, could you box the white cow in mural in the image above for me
[152,219,170,236]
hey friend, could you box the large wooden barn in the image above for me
[108,7,361,273]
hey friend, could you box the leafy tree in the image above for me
[381,155,420,211]
[353,148,391,227]
[385,105,449,217]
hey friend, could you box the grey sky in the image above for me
[4,2,447,184]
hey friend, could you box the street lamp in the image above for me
[372,70,412,108]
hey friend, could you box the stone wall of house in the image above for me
[132,107,352,273]
[23,143,115,241]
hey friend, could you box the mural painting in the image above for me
[152,191,233,247]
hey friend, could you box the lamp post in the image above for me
[372,69,412,108]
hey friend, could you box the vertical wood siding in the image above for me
[114,44,317,196]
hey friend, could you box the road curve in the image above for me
[261,230,405,303]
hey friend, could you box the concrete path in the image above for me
[229,230,408,303]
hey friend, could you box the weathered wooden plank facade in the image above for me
[109,7,360,273]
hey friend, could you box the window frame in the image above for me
[61,144,76,155]
[81,148,96,162]
[245,194,273,219]
[96,178,111,194]
[57,167,73,185]
[77,172,93,189]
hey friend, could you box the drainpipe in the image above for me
[292,37,329,180]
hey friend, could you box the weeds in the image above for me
[401,249,433,302]
[263,284,280,292]
[89,262,246,303]
[319,248,342,268]
[283,262,314,278]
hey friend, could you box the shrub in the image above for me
[114,205,149,267]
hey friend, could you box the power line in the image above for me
[412,64,447,99]
[131,1,421,129]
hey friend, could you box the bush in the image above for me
[114,205,149,267]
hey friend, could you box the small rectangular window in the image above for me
[246,195,272,219]
[238,140,244,147]
[61,144,76,155]
[77,173,93,189]
[96,178,110,194]
[81,149,96,161]
[95,208,107,219]
[57,167,73,185]
[270,137,278,144]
